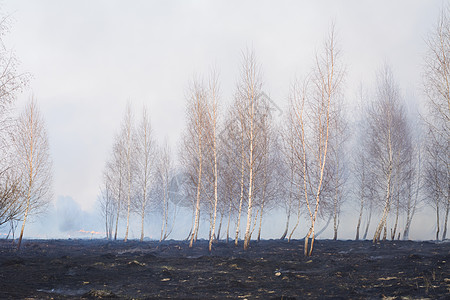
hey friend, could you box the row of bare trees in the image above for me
[283,27,346,255]
[180,55,285,251]
[353,5,449,243]
[0,16,52,249]
[99,103,178,242]
[176,28,347,255]
[99,8,449,254]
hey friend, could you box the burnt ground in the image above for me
[0,239,448,299]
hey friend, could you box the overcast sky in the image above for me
[0,1,444,239]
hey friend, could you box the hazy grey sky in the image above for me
[1,1,443,238]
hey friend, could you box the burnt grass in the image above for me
[0,239,449,299]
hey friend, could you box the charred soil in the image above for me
[0,239,449,299]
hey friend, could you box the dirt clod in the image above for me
[82,289,117,298]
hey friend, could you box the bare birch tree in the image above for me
[134,106,155,241]
[121,103,135,242]
[180,78,207,247]
[103,104,134,242]
[0,13,30,231]
[222,96,249,246]
[368,65,411,243]
[98,177,115,240]
[219,104,246,244]
[352,86,376,240]
[424,129,447,240]
[203,69,221,251]
[157,140,175,242]
[235,49,264,250]
[423,4,450,240]
[289,26,345,255]
[108,134,126,240]
[13,99,52,250]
